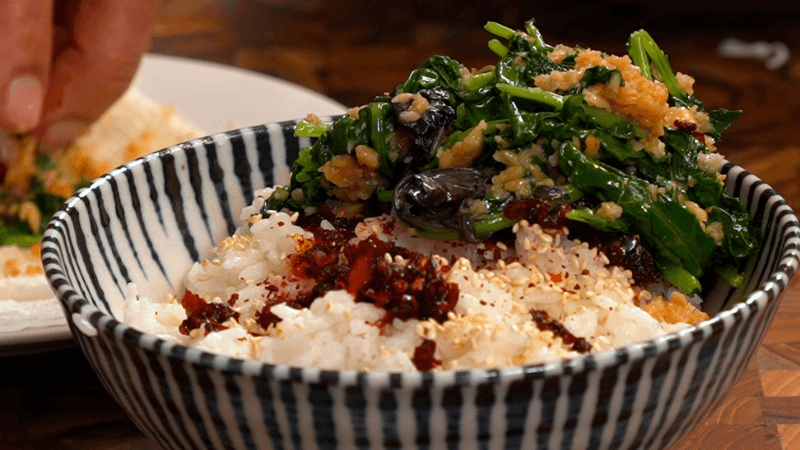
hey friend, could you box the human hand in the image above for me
[0,0,161,154]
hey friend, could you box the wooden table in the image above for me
[2,1,800,448]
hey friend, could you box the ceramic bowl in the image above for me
[42,118,799,450]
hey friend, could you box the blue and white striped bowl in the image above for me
[42,118,799,450]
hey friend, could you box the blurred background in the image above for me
[151,0,800,104]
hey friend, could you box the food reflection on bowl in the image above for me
[42,117,798,450]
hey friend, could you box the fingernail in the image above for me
[41,119,90,153]
[4,74,44,133]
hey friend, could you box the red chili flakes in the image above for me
[412,339,441,371]
[594,233,659,286]
[673,120,697,134]
[286,219,460,326]
[179,290,240,336]
[381,218,396,235]
[504,198,572,229]
[289,228,348,280]
[253,281,297,331]
[347,235,459,323]
[256,307,283,330]
[529,309,592,353]
[549,272,563,283]
[674,120,706,142]
[481,240,504,261]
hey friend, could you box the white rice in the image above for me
[123,187,693,371]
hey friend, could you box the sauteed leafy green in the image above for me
[265,19,758,295]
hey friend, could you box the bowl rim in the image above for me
[41,125,800,388]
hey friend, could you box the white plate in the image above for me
[133,54,346,133]
[0,54,346,356]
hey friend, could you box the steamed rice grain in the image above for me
[123,187,702,371]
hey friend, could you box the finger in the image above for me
[39,0,161,153]
[0,1,53,134]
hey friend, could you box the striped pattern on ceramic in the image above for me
[42,120,799,450]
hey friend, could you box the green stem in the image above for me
[496,83,564,109]
[464,72,496,91]
[411,215,518,241]
[715,264,746,289]
[628,29,697,108]
[657,260,702,296]
[627,31,652,80]
[294,119,329,138]
[524,20,547,48]
[484,21,516,40]
[583,104,649,139]
[487,39,509,57]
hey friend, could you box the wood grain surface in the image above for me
[2,1,800,448]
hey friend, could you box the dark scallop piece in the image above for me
[392,88,456,155]
[393,167,493,242]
